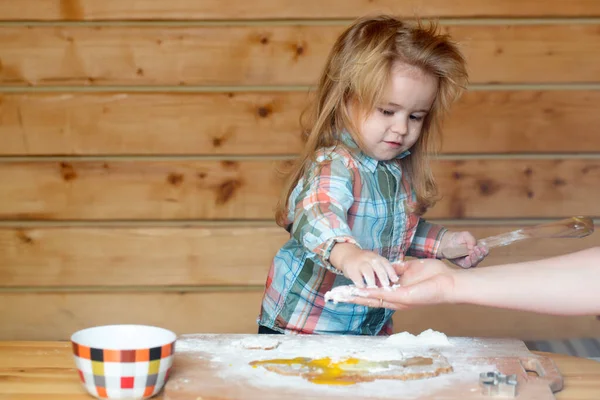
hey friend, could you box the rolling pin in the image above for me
[442,216,595,259]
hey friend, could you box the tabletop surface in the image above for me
[1,340,599,400]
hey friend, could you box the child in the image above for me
[257,15,488,335]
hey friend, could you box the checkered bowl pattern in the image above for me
[71,325,176,399]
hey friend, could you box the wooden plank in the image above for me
[1,224,599,287]
[0,291,599,341]
[1,0,600,20]
[2,90,600,155]
[442,90,600,154]
[1,159,599,220]
[0,226,288,287]
[431,159,600,219]
[0,291,265,341]
[1,24,599,86]
[0,92,305,155]
[0,159,285,220]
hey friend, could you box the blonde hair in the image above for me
[275,15,468,227]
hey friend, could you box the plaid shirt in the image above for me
[258,135,446,335]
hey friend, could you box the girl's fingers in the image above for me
[477,246,485,258]
[348,269,366,288]
[459,257,472,269]
[383,260,400,283]
[361,264,377,288]
[478,245,489,257]
[470,245,488,267]
[372,259,391,287]
[470,253,478,266]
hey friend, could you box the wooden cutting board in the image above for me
[163,333,563,400]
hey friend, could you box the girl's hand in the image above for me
[342,259,458,310]
[439,231,488,268]
[329,243,399,288]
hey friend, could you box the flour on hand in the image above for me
[324,284,401,304]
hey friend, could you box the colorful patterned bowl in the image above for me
[71,325,177,399]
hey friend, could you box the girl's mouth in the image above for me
[384,141,402,148]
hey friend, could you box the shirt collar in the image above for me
[339,132,410,173]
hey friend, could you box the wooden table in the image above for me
[1,341,599,399]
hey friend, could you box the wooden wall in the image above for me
[1,1,600,341]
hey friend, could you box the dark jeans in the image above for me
[258,325,283,334]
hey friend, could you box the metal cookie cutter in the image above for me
[479,371,518,397]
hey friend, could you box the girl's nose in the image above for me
[392,119,408,135]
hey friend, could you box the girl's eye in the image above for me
[410,114,425,122]
[378,108,395,117]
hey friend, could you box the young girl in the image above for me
[257,15,488,335]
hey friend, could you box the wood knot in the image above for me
[213,137,225,147]
[295,45,304,56]
[452,172,462,180]
[553,178,566,187]
[16,230,33,244]
[136,68,144,76]
[221,160,239,169]
[477,179,499,196]
[260,37,269,45]
[59,162,77,181]
[167,173,184,186]
[257,106,272,118]
[524,167,533,176]
[216,179,242,205]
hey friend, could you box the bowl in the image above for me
[71,324,177,399]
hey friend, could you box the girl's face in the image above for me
[353,62,438,161]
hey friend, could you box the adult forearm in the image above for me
[452,247,600,315]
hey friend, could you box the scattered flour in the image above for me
[231,336,281,350]
[386,329,451,347]
[172,330,499,399]
[324,284,401,304]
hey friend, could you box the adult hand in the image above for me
[342,259,458,309]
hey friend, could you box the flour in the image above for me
[324,284,401,304]
[231,336,281,350]
[172,331,498,399]
[324,285,369,303]
[242,358,489,399]
[386,329,451,347]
